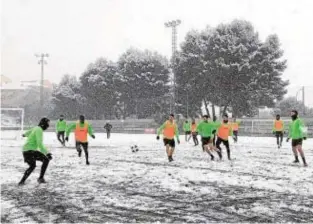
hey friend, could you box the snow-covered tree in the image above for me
[80,58,120,119]
[118,48,170,119]
[51,75,84,119]
[174,29,209,118]
[175,20,288,118]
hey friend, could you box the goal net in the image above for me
[0,108,24,140]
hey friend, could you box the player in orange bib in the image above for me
[65,115,95,165]
[216,114,233,160]
[156,114,180,162]
[272,114,284,148]
[231,118,239,143]
[190,119,199,146]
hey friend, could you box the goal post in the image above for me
[0,108,25,140]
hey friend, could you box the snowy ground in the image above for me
[1,132,313,223]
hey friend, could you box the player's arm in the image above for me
[175,125,180,141]
[272,121,275,132]
[23,128,33,137]
[88,124,95,137]
[229,124,233,137]
[299,119,307,139]
[287,122,292,142]
[65,123,76,137]
[157,122,166,136]
[36,129,48,155]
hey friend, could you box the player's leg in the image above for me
[276,132,280,147]
[291,140,299,163]
[18,151,36,185]
[296,141,307,166]
[224,140,231,160]
[215,137,223,159]
[204,138,214,160]
[76,141,82,157]
[61,131,65,145]
[82,142,90,165]
[169,140,175,162]
[187,132,192,142]
[213,134,216,147]
[34,151,50,182]
[57,132,63,145]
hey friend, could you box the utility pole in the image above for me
[165,19,181,114]
[35,53,49,115]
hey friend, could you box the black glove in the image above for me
[91,135,95,139]
[212,130,216,134]
[156,136,160,140]
[303,137,307,140]
[22,134,26,137]
[177,139,180,144]
[272,131,275,135]
[46,153,53,160]
[65,137,69,142]
[286,138,290,142]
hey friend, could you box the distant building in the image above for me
[1,77,53,108]
[20,80,53,89]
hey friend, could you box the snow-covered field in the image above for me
[1,132,313,223]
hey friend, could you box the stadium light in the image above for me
[164,19,181,114]
[35,53,49,116]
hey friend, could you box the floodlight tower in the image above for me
[35,53,49,114]
[165,19,181,114]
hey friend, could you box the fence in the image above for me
[238,118,313,137]
[4,118,313,137]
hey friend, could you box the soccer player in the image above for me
[19,118,52,185]
[183,120,191,142]
[273,114,284,148]
[197,115,217,160]
[156,114,180,162]
[286,110,308,167]
[190,119,199,146]
[104,122,113,139]
[212,116,219,146]
[65,115,95,165]
[215,114,232,160]
[56,115,67,146]
[231,118,239,143]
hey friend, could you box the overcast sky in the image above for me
[1,0,313,105]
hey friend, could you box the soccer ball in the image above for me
[131,145,139,153]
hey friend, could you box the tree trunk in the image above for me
[212,104,216,118]
[222,105,228,116]
[203,98,211,118]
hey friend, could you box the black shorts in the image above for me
[76,141,88,150]
[292,139,303,147]
[275,131,283,137]
[163,138,175,148]
[233,130,238,135]
[201,137,212,145]
[192,132,198,136]
[185,131,191,135]
[216,137,229,148]
[23,150,48,164]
